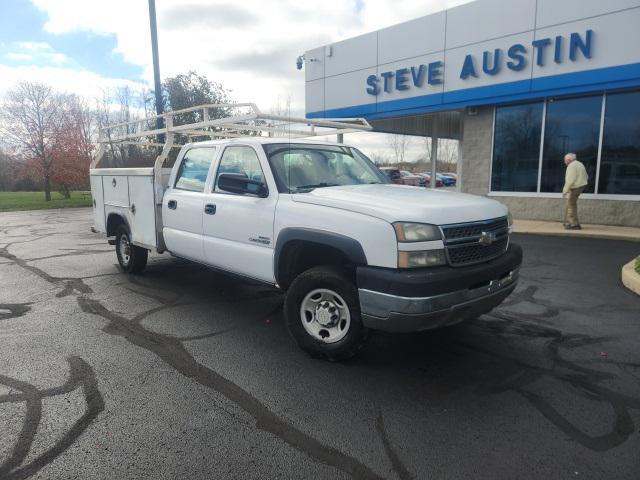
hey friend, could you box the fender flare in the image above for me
[274,227,368,286]
[106,212,131,237]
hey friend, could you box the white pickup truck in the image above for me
[90,106,521,360]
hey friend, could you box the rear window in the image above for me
[174,147,216,192]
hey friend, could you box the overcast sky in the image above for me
[0,0,471,161]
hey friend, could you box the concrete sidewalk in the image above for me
[514,219,640,242]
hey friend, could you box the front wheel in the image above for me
[284,266,370,361]
[115,225,148,273]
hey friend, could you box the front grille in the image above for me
[441,217,509,266]
[442,217,508,242]
[446,236,509,266]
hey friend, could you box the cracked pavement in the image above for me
[0,207,639,479]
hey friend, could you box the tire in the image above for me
[284,266,370,361]
[115,225,148,274]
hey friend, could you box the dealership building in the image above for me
[303,0,640,226]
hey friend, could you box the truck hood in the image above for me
[290,184,508,225]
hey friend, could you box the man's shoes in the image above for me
[564,224,582,230]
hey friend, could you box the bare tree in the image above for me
[422,137,433,164]
[0,147,15,190]
[94,86,150,167]
[0,82,68,200]
[387,134,411,164]
[438,139,459,172]
[269,95,293,137]
[422,137,458,173]
[368,152,390,165]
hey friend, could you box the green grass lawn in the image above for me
[0,191,93,212]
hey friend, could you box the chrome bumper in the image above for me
[358,268,519,332]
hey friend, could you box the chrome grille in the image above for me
[441,217,509,267]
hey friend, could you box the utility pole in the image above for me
[430,115,439,189]
[148,0,164,141]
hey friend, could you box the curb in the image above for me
[513,222,640,243]
[621,260,640,296]
[513,230,640,242]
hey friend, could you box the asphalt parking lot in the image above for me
[1,208,639,480]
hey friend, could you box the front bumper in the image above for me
[357,243,522,332]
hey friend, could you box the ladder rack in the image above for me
[91,103,372,169]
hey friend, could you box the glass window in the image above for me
[263,144,388,193]
[214,146,265,192]
[598,91,640,195]
[540,95,602,193]
[491,102,543,192]
[174,147,216,192]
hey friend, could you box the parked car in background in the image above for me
[419,172,443,187]
[400,170,423,187]
[379,167,403,184]
[437,173,457,187]
[413,173,431,187]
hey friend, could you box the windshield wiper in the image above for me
[294,182,340,191]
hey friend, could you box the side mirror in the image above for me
[217,174,268,197]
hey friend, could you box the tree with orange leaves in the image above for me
[50,98,94,198]
[0,83,94,199]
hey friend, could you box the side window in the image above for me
[214,146,265,193]
[174,148,216,192]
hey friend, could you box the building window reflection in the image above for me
[491,91,640,197]
[540,95,601,193]
[599,91,640,195]
[491,102,543,192]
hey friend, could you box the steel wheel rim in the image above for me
[119,234,131,266]
[300,288,351,344]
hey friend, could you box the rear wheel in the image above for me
[115,225,148,273]
[284,266,369,361]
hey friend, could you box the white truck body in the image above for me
[90,104,522,359]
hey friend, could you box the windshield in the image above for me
[262,144,389,193]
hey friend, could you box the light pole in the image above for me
[148,0,164,140]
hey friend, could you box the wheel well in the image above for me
[277,241,354,290]
[106,214,128,237]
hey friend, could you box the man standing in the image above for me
[562,153,589,230]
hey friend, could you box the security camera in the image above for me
[296,55,304,70]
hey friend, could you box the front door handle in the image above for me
[204,203,216,215]
[168,199,177,210]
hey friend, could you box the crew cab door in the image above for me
[162,146,217,262]
[202,145,277,283]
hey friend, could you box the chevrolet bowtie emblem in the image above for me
[478,231,496,246]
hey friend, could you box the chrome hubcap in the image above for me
[300,288,351,343]
[119,235,131,265]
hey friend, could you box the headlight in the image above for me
[393,222,442,242]
[398,249,446,268]
[507,211,513,232]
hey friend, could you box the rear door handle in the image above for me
[168,199,177,210]
[204,204,216,215]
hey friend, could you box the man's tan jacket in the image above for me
[563,160,588,194]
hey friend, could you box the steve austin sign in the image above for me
[365,30,594,96]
